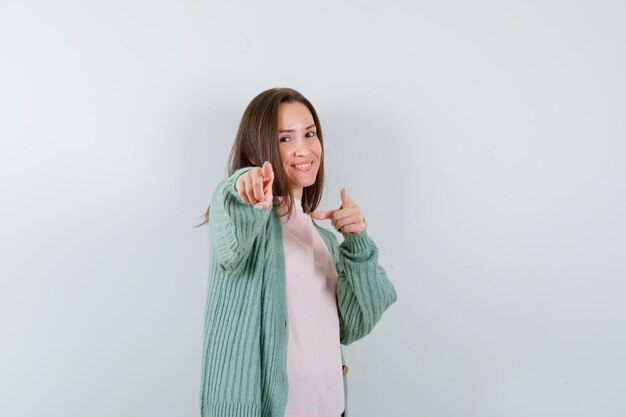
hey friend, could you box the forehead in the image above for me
[277,102,314,128]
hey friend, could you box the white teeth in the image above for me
[293,163,312,169]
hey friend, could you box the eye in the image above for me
[306,131,316,138]
[279,136,291,143]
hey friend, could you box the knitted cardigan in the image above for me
[200,166,398,417]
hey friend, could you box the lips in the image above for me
[291,161,314,171]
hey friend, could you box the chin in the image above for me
[288,174,319,188]
[294,182,314,189]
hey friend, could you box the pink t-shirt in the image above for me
[276,196,345,417]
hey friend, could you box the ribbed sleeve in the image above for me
[209,166,273,271]
[319,222,398,346]
[200,166,276,417]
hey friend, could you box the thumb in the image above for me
[340,187,351,208]
[311,210,334,220]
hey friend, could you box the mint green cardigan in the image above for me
[200,167,398,417]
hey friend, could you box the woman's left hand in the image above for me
[311,188,366,234]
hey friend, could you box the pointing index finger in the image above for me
[262,161,273,180]
[311,209,334,220]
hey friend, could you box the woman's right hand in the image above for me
[235,161,274,210]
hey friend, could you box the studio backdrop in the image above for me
[1,1,625,416]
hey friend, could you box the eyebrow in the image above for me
[278,124,316,133]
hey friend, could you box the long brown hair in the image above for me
[194,87,326,228]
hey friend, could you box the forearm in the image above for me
[209,166,273,270]
[335,229,398,345]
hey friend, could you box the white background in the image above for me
[1,1,625,416]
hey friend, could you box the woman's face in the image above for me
[277,101,322,200]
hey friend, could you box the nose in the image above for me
[293,136,311,157]
[294,147,309,157]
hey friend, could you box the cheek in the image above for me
[313,141,322,155]
[279,149,289,165]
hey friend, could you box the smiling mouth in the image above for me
[291,161,313,171]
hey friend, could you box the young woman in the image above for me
[197,88,397,417]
